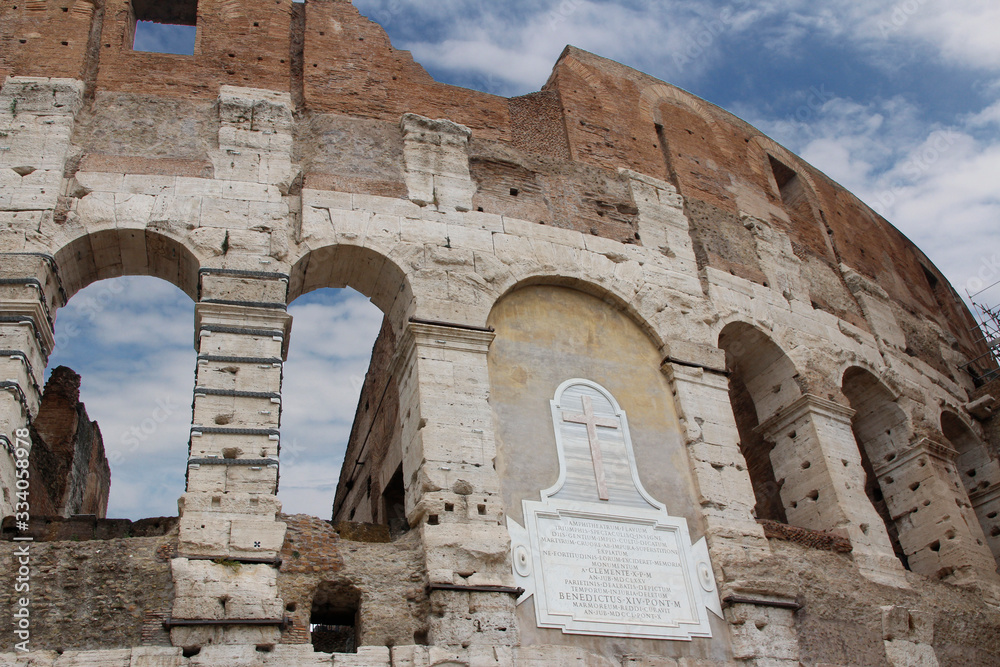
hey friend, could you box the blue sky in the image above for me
[52,1,1000,519]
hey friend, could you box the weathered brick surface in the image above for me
[26,366,110,518]
[0,535,175,652]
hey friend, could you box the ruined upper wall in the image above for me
[0,0,986,371]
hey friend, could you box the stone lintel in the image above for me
[755,393,856,438]
[970,481,1000,508]
[874,437,958,477]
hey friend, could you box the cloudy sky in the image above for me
[71,0,999,519]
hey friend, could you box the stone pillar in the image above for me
[0,253,63,519]
[170,269,291,647]
[663,359,771,565]
[875,438,1000,583]
[400,114,476,213]
[395,321,518,648]
[971,483,1000,568]
[726,598,802,666]
[757,394,906,585]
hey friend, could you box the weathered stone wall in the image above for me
[1,1,999,665]
[0,535,175,653]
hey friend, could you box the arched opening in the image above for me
[841,367,910,569]
[286,245,413,531]
[277,287,383,518]
[941,411,1000,565]
[28,229,201,521]
[718,322,801,523]
[42,275,195,519]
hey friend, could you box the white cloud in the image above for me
[49,281,384,520]
[278,288,384,516]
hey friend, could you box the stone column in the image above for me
[874,438,1000,583]
[394,320,518,648]
[663,359,770,564]
[0,253,63,519]
[757,394,907,585]
[971,482,1000,568]
[170,269,291,647]
[665,354,804,664]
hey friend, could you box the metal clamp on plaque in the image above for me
[507,379,723,641]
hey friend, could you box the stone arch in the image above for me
[941,410,1000,565]
[491,274,666,353]
[639,83,718,131]
[287,244,414,333]
[718,322,803,522]
[486,283,702,539]
[841,366,910,568]
[52,228,201,302]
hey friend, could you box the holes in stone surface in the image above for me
[788,431,797,439]
[988,511,998,519]
[444,503,454,512]
[860,523,869,535]
[966,469,977,477]
[990,526,1000,537]
[253,21,259,26]
[510,188,519,197]
[478,504,487,515]
[427,514,439,525]
[806,490,819,501]
[885,476,894,484]
[256,644,274,653]
[801,461,811,469]
[929,540,941,552]
[755,620,768,630]
[182,647,201,658]
[61,41,68,46]
[909,482,920,492]
[286,602,297,612]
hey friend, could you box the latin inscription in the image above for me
[537,515,695,626]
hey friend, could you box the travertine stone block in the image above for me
[400,114,474,212]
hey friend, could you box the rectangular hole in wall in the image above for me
[131,0,198,55]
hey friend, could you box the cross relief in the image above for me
[561,395,619,501]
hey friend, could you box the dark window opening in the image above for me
[381,465,408,538]
[728,374,786,523]
[768,155,808,212]
[654,123,679,186]
[921,264,939,290]
[310,582,360,654]
[131,0,198,55]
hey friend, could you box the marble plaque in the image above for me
[507,379,722,640]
